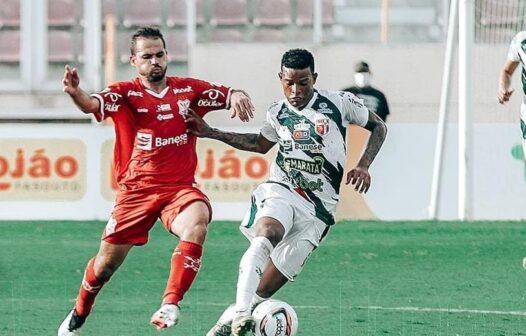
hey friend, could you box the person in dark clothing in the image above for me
[343,61,390,122]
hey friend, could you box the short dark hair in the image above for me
[354,61,370,73]
[281,49,315,72]
[130,26,166,55]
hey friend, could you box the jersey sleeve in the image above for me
[188,78,232,117]
[90,82,127,122]
[507,32,522,62]
[259,110,279,142]
[340,91,369,127]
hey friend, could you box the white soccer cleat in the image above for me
[231,311,255,336]
[206,322,232,336]
[58,309,86,336]
[150,304,180,330]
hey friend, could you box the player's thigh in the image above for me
[160,186,212,237]
[240,183,295,240]
[103,189,161,246]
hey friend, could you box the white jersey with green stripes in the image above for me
[259,89,369,225]
[507,31,526,144]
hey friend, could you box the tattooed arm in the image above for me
[346,111,387,193]
[185,109,276,154]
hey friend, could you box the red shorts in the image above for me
[102,184,212,245]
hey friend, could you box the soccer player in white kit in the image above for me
[186,48,387,336]
[498,31,526,155]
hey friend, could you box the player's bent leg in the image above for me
[58,242,132,336]
[256,259,289,299]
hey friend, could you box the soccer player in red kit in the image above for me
[57,26,254,336]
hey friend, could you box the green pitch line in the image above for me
[1,220,526,335]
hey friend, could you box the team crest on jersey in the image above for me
[177,99,190,117]
[315,117,330,136]
[293,120,310,140]
[317,102,333,114]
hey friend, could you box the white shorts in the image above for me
[240,182,330,281]
[521,103,526,157]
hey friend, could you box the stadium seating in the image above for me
[253,0,292,26]
[122,0,163,28]
[252,29,286,42]
[208,29,244,42]
[48,30,75,63]
[295,0,335,26]
[167,0,205,27]
[0,0,20,28]
[48,0,77,27]
[210,0,249,26]
[165,30,188,62]
[479,0,521,25]
[0,30,20,63]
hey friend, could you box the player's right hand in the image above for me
[497,88,514,104]
[62,64,80,95]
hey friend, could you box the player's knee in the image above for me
[94,259,120,281]
[178,220,208,243]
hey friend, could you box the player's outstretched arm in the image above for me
[62,65,100,114]
[229,89,255,122]
[498,60,519,104]
[185,109,275,154]
[346,111,387,193]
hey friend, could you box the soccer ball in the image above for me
[252,299,298,336]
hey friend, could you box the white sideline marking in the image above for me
[353,306,526,317]
[204,303,526,316]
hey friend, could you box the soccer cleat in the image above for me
[231,311,255,336]
[206,322,232,336]
[150,304,180,330]
[57,309,86,336]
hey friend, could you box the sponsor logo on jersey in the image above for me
[104,103,120,112]
[173,85,193,95]
[157,113,174,121]
[280,139,293,153]
[137,108,148,113]
[136,132,188,151]
[198,99,223,107]
[284,156,324,175]
[317,102,333,114]
[155,133,188,147]
[177,99,190,117]
[103,91,122,102]
[105,216,117,234]
[127,90,143,97]
[315,117,330,136]
[156,103,172,113]
[295,143,323,153]
[137,132,153,150]
[203,88,225,100]
[292,120,310,140]
[286,170,324,192]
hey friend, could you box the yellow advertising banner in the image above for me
[0,139,86,201]
[195,139,275,201]
[100,139,275,202]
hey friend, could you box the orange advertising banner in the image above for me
[101,139,275,202]
[0,139,86,201]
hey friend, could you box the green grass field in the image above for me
[2,220,526,335]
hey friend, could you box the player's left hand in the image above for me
[229,90,254,122]
[346,166,371,193]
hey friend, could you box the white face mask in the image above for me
[354,72,371,87]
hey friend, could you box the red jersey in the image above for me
[91,76,232,187]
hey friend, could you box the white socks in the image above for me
[235,236,274,313]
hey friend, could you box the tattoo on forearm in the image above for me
[210,129,261,152]
[359,122,387,168]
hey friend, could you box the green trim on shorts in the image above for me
[521,119,526,139]
[244,195,258,228]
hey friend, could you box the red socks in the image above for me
[75,258,107,317]
[162,241,203,305]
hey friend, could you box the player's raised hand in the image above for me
[229,90,254,122]
[62,65,80,96]
[185,108,213,137]
[345,166,371,194]
[497,88,514,104]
